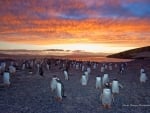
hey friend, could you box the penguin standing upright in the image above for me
[81,74,87,86]
[102,74,109,86]
[111,79,123,94]
[3,69,11,87]
[39,66,44,77]
[50,76,58,92]
[84,71,89,81]
[55,78,66,101]
[87,67,91,74]
[64,70,69,80]
[96,76,102,89]
[140,73,147,83]
[100,83,114,109]
[101,66,105,72]
[22,63,25,70]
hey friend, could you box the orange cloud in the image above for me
[0,17,149,47]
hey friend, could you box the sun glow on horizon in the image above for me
[0,41,143,54]
[44,43,136,53]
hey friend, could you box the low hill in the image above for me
[107,46,150,59]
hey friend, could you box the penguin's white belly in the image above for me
[3,72,10,85]
[9,66,16,74]
[81,75,87,86]
[22,64,25,70]
[46,65,49,70]
[102,89,112,105]
[140,73,147,82]
[56,83,62,99]
[87,68,91,74]
[102,74,109,85]
[64,71,68,80]
[112,82,119,93]
[84,72,89,81]
[51,79,57,91]
[96,77,101,89]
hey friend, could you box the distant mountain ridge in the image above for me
[107,46,150,59]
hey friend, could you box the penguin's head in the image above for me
[105,82,111,88]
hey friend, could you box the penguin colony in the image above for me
[0,58,148,109]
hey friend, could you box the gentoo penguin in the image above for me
[96,76,102,89]
[3,70,11,87]
[100,83,114,109]
[87,67,91,74]
[64,70,69,80]
[101,66,105,73]
[140,73,147,83]
[108,64,112,71]
[81,74,87,86]
[50,75,58,92]
[114,64,118,68]
[9,65,16,75]
[22,63,25,70]
[102,74,109,86]
[119,64,125,74]
[46,64,50,71]
[84,71,89,81]
[111,79,123,94]
[93,63,97,69]
[39,66,44,77]
[55,78,66,101]
[82,65,85,72]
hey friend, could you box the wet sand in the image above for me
[0,59,150,113]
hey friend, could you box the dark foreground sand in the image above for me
[0,59,150,113]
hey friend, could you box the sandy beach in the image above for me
[0,58,150,113]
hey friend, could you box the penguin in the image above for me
[100,82,114,109]
[9,65,16,75]
[114,64,118,68]
[111,79,123,94]
[3,70,11,87]
[87,67,91,74]
[96,76,102,89]
[22,63,25,70]
[1,62,6,72]
[55,78,66,101]
[50,75,58,92]
[82,65,85,72]
[102,74,109,86]
[39,66,44,77]
[140,73,147,83]
[109,64,112,71]
[93,63,97,69]
[81,74,87,86]
[64,70,69,80]
[84,71,89,81]
[101,66,105,72]
[46,64,50,71]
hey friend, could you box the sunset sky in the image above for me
[0,0,150,53]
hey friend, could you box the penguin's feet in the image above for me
[55,97,62,102]
[103,104,111,109]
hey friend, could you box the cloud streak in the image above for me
[0,0,150,51]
